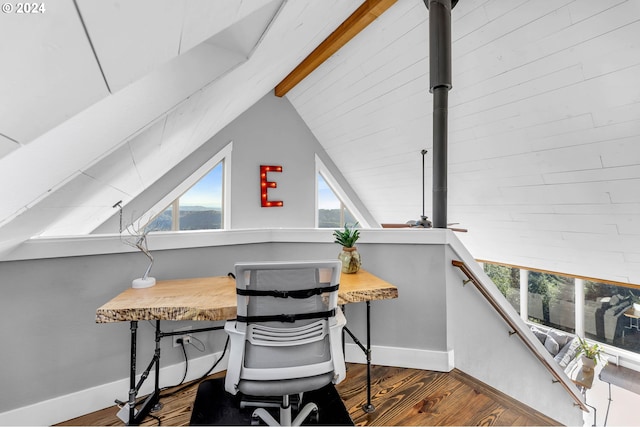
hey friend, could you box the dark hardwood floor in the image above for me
[58,363,558,426]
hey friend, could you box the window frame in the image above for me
[138,141,232,231]
[483,259,640,357]
[314,154,370,228]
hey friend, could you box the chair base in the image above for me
[241,394,300,410]
[251,395,319,426]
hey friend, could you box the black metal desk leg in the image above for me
[341,302,376,414]
[363,301,375,413]
[341,305,346,357]
[128,321,138,425]
[125,321,162,425]
[131,323,161,424]
[152,320,162,412]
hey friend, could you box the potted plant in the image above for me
[333,223,361,274]
[577,337,603,372]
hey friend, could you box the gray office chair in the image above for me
[224,260,346,426]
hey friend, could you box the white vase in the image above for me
[581,355,596,372]
[634,302,640,312]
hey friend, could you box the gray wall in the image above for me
[4,91,384,415]
[1,233,584,425]
[227,94,316,228]
[0,240,449,413]
[0,244,249,412]
[0,91,582,423]
[444,243,584,426]
[347,243,448,351]
[95,92,376,233]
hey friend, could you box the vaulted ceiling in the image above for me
[0,0,361,246]
[1,0,639,284]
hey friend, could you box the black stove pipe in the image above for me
[424,0,453,229]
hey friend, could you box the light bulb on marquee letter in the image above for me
[260,165,283,207]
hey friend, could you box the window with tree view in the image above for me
[147,161,224,231]
[529,271,575,333]
[484,264,520,314]
[317,173,356,228]
[485,260,640,356]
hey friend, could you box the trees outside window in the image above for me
[484,264,520,313]
[485,261,640,354]
[529,272,574,333]
[317,173,356,228]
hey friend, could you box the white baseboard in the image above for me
[0,350,229,427]
[345,343,454,372]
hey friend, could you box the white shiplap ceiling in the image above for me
[0,0,361,245]
[286,0,640,283]
[1,0,639,285]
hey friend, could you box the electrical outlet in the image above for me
[172,326,192,347]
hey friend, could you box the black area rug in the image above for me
[190,377,353,426]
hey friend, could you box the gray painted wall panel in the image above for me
[0,240,448,413]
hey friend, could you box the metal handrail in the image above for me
[451,259,588,411]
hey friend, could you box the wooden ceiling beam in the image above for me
[274,0,397,97]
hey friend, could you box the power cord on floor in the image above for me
[147,413,162,426]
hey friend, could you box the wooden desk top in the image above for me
[624,307,640,319]
[96,269,398,323]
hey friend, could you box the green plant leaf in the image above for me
[333,222,360,247]
[577,337,603,363]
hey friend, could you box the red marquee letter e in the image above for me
[260,165,283,207]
